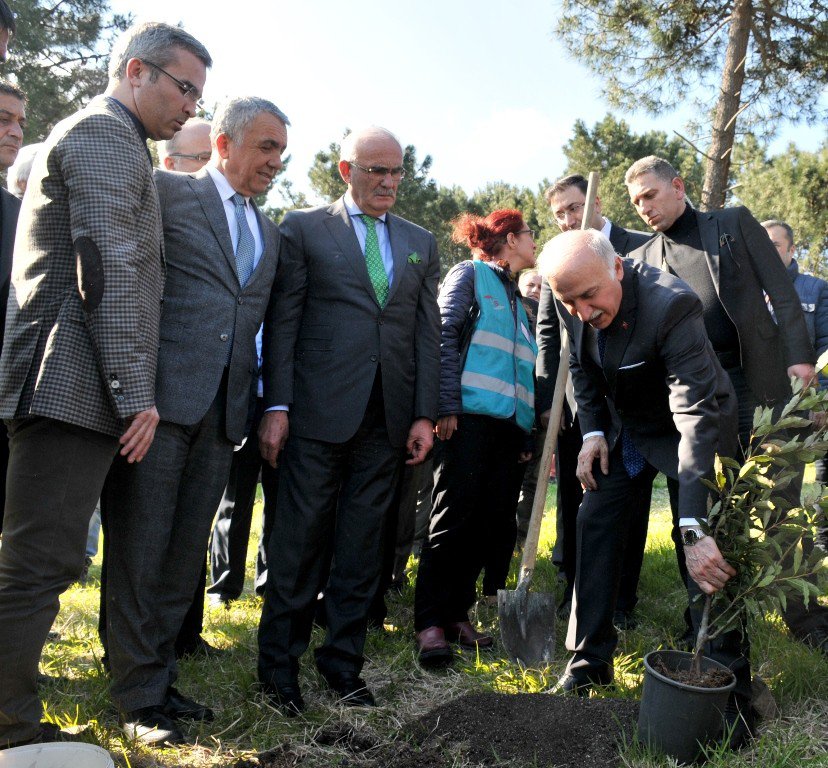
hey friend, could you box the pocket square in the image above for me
[618,361,646,370]
[407,252,422,264]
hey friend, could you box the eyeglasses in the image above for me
[517,228,536,239]
[552,202,585,222]
[169,152,212,162]
[143,60,203,106]
[349,161,405,180]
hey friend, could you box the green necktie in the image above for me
[360,214,389,307]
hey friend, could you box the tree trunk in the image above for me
[701,0,752,211]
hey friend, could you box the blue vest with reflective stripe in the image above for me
[461,261,538,432]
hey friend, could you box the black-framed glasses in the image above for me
[518,228,536,239]
[349,161,405,180]
[143,59,203,106]
[169,152,212,162]
[552,202,584,222]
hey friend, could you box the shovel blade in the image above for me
[497,587,556,668]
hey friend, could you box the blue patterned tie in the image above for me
[231,193,255,287]
[596,328,646,478]
[360,214,389,307]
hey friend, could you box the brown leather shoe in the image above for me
[415,626,454,668]
[444,621,494,650]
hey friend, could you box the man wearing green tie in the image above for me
[257,126,441,714]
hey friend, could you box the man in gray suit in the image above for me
[103,97,287,746]
[539,230,751,742]
[0,22,211,750]
[257,126,440,714]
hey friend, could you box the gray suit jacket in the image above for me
[264,196,440,448]
[0,96,164,436]
[562,260,737,519]
[154,168,280,444]
[629,206,814,404]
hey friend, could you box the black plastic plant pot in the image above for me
[638,649,736,764]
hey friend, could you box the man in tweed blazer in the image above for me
[0,23,211,750]
[102,97,287,746]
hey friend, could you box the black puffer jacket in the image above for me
[438,259,519,417]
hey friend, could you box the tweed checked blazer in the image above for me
[264,196,441,448]
[0,95,164,436]
[0,187,21,354]
[153,168,280,444]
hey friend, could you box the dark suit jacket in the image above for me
[629,206,814,405]
[154,168,280,445]
[0,188,21,354]
[562,261,737,519]
[536,221,651,416]
[264,196,440,448]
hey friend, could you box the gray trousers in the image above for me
[0,417,117,746]
[104,380,234,713]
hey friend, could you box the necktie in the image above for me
[360,214,389,307]
[231,193,255,287]
[596,328,646,478]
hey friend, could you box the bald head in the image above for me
[159,117,212,172]
[537,230,624,330]
[338,125,404,218]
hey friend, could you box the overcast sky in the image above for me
[112,0,828,204]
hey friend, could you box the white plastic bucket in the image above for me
[0,742,114,767]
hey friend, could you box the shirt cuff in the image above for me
[582,431,604,440]
[266,405,289,412]
[678,518,703,527]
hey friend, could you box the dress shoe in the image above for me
[443,621,493,650]
[1,722,76,750]
[162,686,214,722]
[550,673,593,697]
[121,706,185,746]
[175,636,223,660]
[613,609,638,631]
[322,671,376,707]
[415,626,454,668]
[262,681,305,717]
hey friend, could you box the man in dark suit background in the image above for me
[257,126,440,714]
[0,79,25,534]
[537,174,651,627]
[0,22,211,750]
[538,230,752,740]
[625,156,828,653]
[0,0,14,63]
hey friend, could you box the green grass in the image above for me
[40,473,828,767]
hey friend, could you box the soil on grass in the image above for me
[652,656,734,689]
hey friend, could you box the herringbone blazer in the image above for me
[153,168,280,444]
[0,95,164,436]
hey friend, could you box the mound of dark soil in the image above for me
[380,692,639,767]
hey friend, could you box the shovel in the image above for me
[498,171,600,667]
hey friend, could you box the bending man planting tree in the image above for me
[537,229,755,748]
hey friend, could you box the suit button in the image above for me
[220,333,229,342]
[116,395,125,402]
[238,296,243,305]
[371,355,377,362]
[110,380,120,390]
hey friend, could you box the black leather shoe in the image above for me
[262,681,305,717]
[322,672,376,707]
[1,722,77,750]
[163,686,214,722]
[175,636,223,659]
[550,674,593,698]
[613,609,638,631]
[121,706,185,746]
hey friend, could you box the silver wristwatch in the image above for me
[682,528,707,547]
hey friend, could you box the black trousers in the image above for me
[414,414,525,631]
[257,397,402,686]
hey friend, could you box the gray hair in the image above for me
[108,22,212,82]
[340,126,402,162]
[211,96,290,143]
[761,219,794,247]
[537,229,617,280]
[625,155,680,186]
[7,142,41,196]
[159,116,211,161]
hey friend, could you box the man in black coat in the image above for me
[537,174,650,626]
[626,155,827,653]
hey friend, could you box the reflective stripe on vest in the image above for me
[461,260,538,432]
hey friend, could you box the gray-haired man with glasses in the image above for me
[0,21,211,750]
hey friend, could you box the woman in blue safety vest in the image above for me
[414,208,539,668]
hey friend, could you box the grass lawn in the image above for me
[40,473,828,767]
